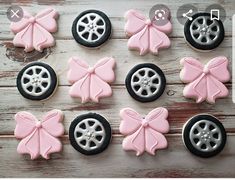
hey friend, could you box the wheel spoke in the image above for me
[41,78,50,83]
[23,82,32,88]
[32,67,37,75]
[210,30,219,36]
[87,32,93,41]
[191,133,200,139]
[193,20,201,28]
[206,36,212,43]
[191,29,200,35]
[92,138,101,146]
[196,140,202,147]
[202,16,207,25]
[205,141,213,151]
[208,21,217,28]
[92,15,100,24]
[22,74,32,80]
[149,74,158,81]
[134,73,142,80]
[132,81,141,86]
[204,122,210,131]
[96,25,105,30]
[31,85,37,94]
[197,34,205,41]
[94,131,104,136]
[145,87,152,96]
[211,128,220,134]
[151,83,160,89]
[93,31,102,39]
[79,21,88,27]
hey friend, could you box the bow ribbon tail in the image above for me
[145,128,158,155]
[17,128,40,159]
[190,73,207,103]
[131,127,145,156]
[39,128,62,159]
[13,23,34,52]
[79,74,90,102]
[69,73,90,103]
[127,25,149,55]
[206,75,228,103]
[145,127,168,155]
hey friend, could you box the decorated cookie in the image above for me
[183,114,226,158]
[124,9,172,55]
[180,56,230,104]
[119,107,169,156]
[125,63,166,102]
[17,62,58,101]
[67,57,116,103]
[69,113,112,155]
[184,12,224,51]
[10,7,58,52]
[14,109,64,159]
[72,10,112,48]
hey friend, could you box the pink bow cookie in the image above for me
[10,7,58,52]
[124,9,172,55]
[180,56,230,104]
[67,57,116,103]
[14,110,64,160]
[119,108,169,156]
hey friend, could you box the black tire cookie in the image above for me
[69,113,112,155]
[16,62,58,101]
[183,114,227,158]
[184,12,224,51]
[72,10,112,48]
[125,63,166,103]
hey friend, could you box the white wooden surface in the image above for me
[0,0,235,178]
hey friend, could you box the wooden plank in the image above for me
[0,0,234,40]
[0,38,232,86]
[0,134,234,178]
[0,85,234,135]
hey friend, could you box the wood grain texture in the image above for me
[0,0,235,178]
[0,135,235,178]
[0,38,232,86]
[0,85,234,135]
[0,0,234,39]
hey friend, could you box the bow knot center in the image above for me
[141,119,149,127]
[203,67,210,74]
[36,121,42,128]
[88,67,95,74]
[145,19,152,26]
[29,17,36,23]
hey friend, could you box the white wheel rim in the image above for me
[21,65,51,96]
[190,15,220,45]
[76,12,106,43]
[189,120,222,152]
[74,118,106,151]
[131,67,161,98]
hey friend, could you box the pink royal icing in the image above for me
[67,57,116,103]
[14,110,64,160]
[119,107,169,156]
[124,9,172,55]
[10,7,58,52]
[180,56,230,104]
